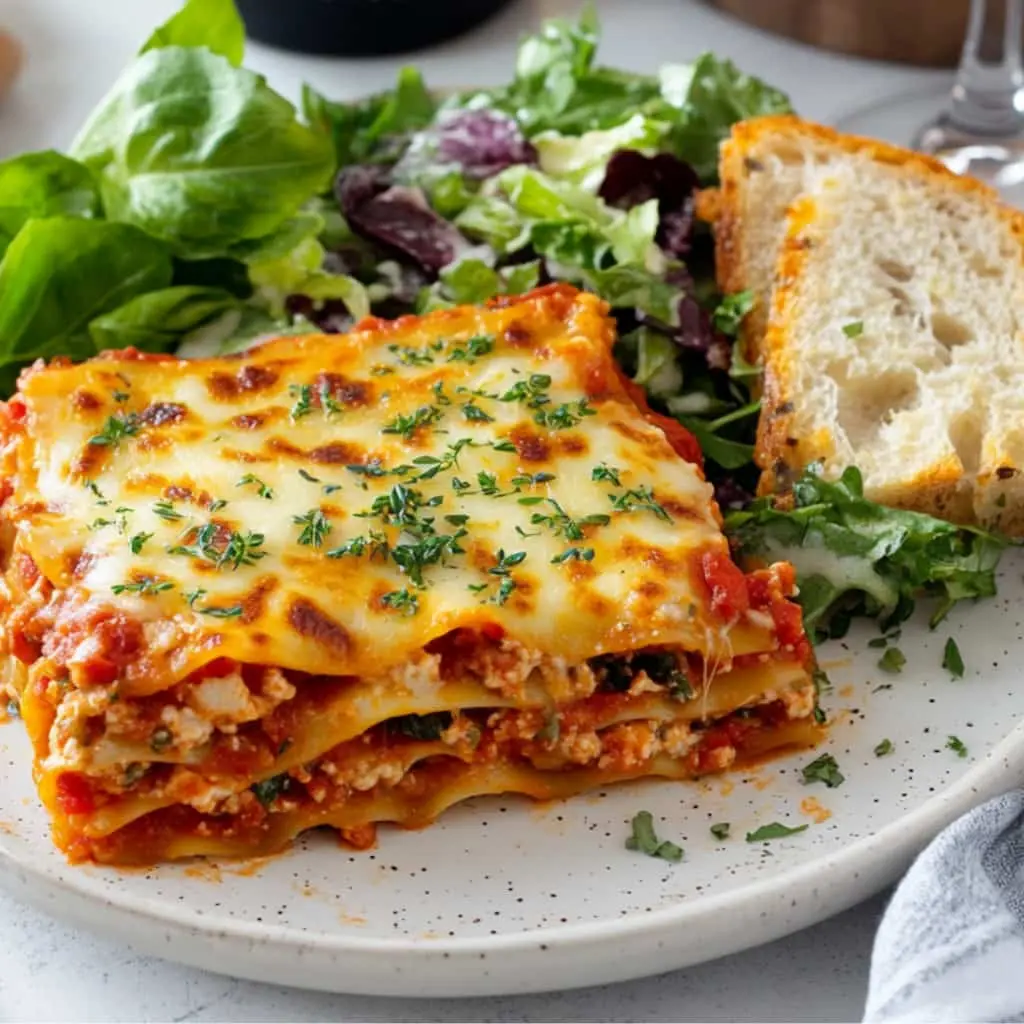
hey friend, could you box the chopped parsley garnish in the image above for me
[326,532,390,561]
[609,486,672,522]
[184,587,207,609]
[85,480,108,503]
[88,412,140,448]
[381,589,420,616]
[198,603,244,619]
[447,334,494,363]
[298,469,321,483]
[533,399,595,430]
[842,321,865,338]
[389,341,442,366]
[551,546,595,564]
[591,463,622,487]
[625,811,683,863]
[111,577,174,596]
[530,498,610,541]
[391,531,466,586]
[511,471,556,488]
[318,379,343,417]
[801,753,845,788]
[170,524,266,570]
[942,637,965,678]
[878,647,906,674]
[289,383,313,420]
[874,738,894,757]
[152,499,183,522]
[293,508,332,549]
[500,373,551,408]
[382,404,443,440]
[946,735,968,758]
[489,549,526,575]
[710,822,731,840]
[129,531,153,555]
[346,461,388,478]
[462,402,494,424]
[237,474,273,500]
[111,389,130,403]
[745,821,809,842]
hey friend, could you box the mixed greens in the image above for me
[0,0,1007,640]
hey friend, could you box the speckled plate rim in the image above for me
[2,721,1023,997]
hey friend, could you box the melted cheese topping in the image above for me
[6,286,768,692]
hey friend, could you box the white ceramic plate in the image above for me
[1,555,1023,996]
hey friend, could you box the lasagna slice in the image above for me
[0,284,821,865]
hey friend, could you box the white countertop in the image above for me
[0,1,950,1019]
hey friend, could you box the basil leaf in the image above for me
[90,286,239,351]
[0,151,99,259]
[72,47,334,259]
[0,218,173,390]
[140,0,246,65]
[625,810,683,862]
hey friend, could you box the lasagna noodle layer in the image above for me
[73,717,823,865]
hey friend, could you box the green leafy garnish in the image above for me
[727,466,1006,641]
[88,412,141,448]
[745,822,809,842]
[946,735,968,758]
[801,753,844,789]
[293,508,332,549]
[169,523,266,570]
[842,321,865,338]
[625,810,683,862]
[943,637,965,678]
[878,647,906,674]
[711,290,754,336]
[237,474,273,500]
[710,822,730,840]
[381,589,420,616]
[874,739,893,757]
[250,773,290,807]
[390,712,452,741]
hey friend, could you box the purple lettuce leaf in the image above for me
[433,109,538,180]
[598,150,700,258]
[335,166,472,274]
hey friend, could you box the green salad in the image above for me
[0,0,1005,642]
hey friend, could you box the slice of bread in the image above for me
[711,115,1024,534]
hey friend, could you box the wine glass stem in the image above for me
[947,0,1024,134]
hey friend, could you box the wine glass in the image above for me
[835,0,1024,203]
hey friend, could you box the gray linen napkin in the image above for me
[864,791,1024,1023]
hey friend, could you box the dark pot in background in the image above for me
[236,0,515,56]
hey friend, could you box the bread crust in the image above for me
[712,115,1024,533]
